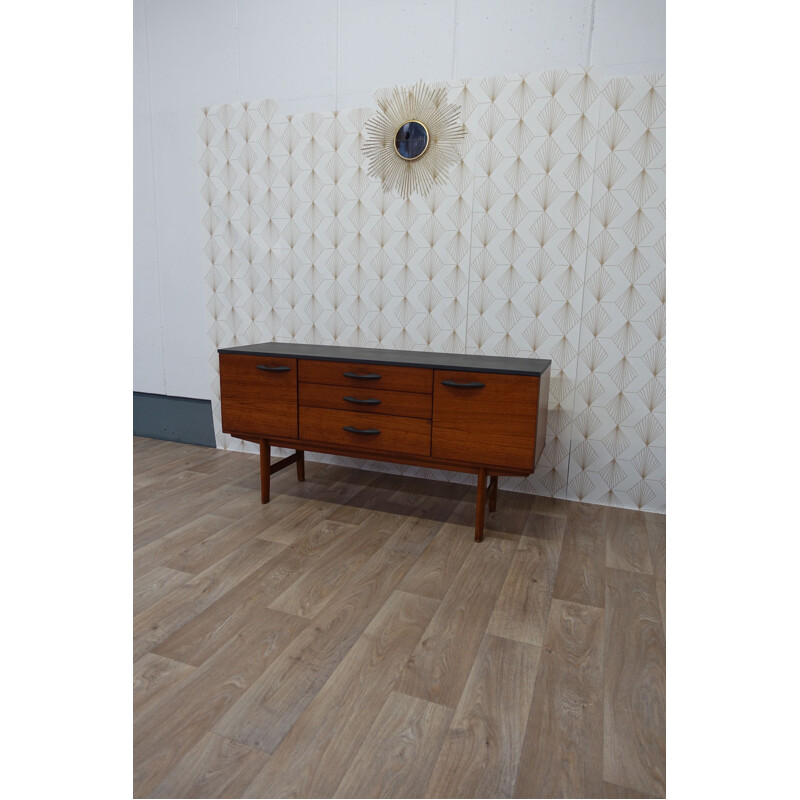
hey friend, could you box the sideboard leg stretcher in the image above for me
[260,443,306,503]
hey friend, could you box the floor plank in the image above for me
[521,510,569,542]
[605,506,653,574]
[552,501,607,608]
[134,460,223,495]
[133,607,308,797]
[255,494,346,545]
[241,590,440,798]
[281,463,382,507]
[396,515,478,600]
[133,539,286,660]
[209,450,265,480]
[150,733,271,799]
[212,548,416,754]
[529,493,572,518]
[443,486,530,540]
[513,599,605,798]
[386,475,471,524]
[486,525,564,646]
[604,568,666,798]
[133,565,193,617]
[153,518,357,667]
[133,440,211,474]
[603,780,661,798]
[186,449,260,481]
[163,508,278,574]
[395,536,516,708]
[267,510,395,618]
[324,473,410,525]
[134,472,230,520]
[424,634,541,798]
[384,514,446,555]
[334,692,454,799]
[645,512,666,632]
[133,482,252,550]
[133,653,196,717]
[321,469,466,529]
[201,475,301,521]
[132,514,230,576]
[483,487,538,537]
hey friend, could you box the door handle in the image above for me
[441,379,485,389]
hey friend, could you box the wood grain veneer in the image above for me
[219,354,297,438]
[299,358,433,393]
[431,370,540,471]
[299,407,432,457]
[299,381,433,418]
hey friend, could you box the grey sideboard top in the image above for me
[218,342,551,377]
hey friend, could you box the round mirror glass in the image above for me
[394,120,429,161]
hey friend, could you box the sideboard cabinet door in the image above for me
[219,353,298,438]
[431,370,540,471]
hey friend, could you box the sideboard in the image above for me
[218,343,551,542]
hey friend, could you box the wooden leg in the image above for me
[475,467,487,542]
[488,475,498,512]
[259,439,270,504]
[296,449,305,481]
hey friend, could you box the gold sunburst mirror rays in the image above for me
[363,81,466,198]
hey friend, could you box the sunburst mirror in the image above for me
[363,80,466,198]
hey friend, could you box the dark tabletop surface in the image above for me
[218,342,551,376]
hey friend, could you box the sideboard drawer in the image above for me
[298,359,432,394]
[431,370,540,471]
[299,407,431,457]
[299,382,432,419]
[219,353,298,438]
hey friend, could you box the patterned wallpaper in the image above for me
[199,67,666,513]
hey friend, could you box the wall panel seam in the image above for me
[143,0,167,394]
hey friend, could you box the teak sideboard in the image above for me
[218,343,551,542]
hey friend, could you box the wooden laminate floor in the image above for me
[133,437,666,799]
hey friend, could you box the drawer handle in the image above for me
[343,372,381,380]
[343,426,381,435]
[343,396,382,406]
[256,365,291,372]
[441,379,486,389]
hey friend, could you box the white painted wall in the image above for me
[133,0,665,398]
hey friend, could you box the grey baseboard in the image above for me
[133,392,216,447]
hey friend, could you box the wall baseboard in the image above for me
[133,392,216,447]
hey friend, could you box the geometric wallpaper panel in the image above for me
[199,67,666,513]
